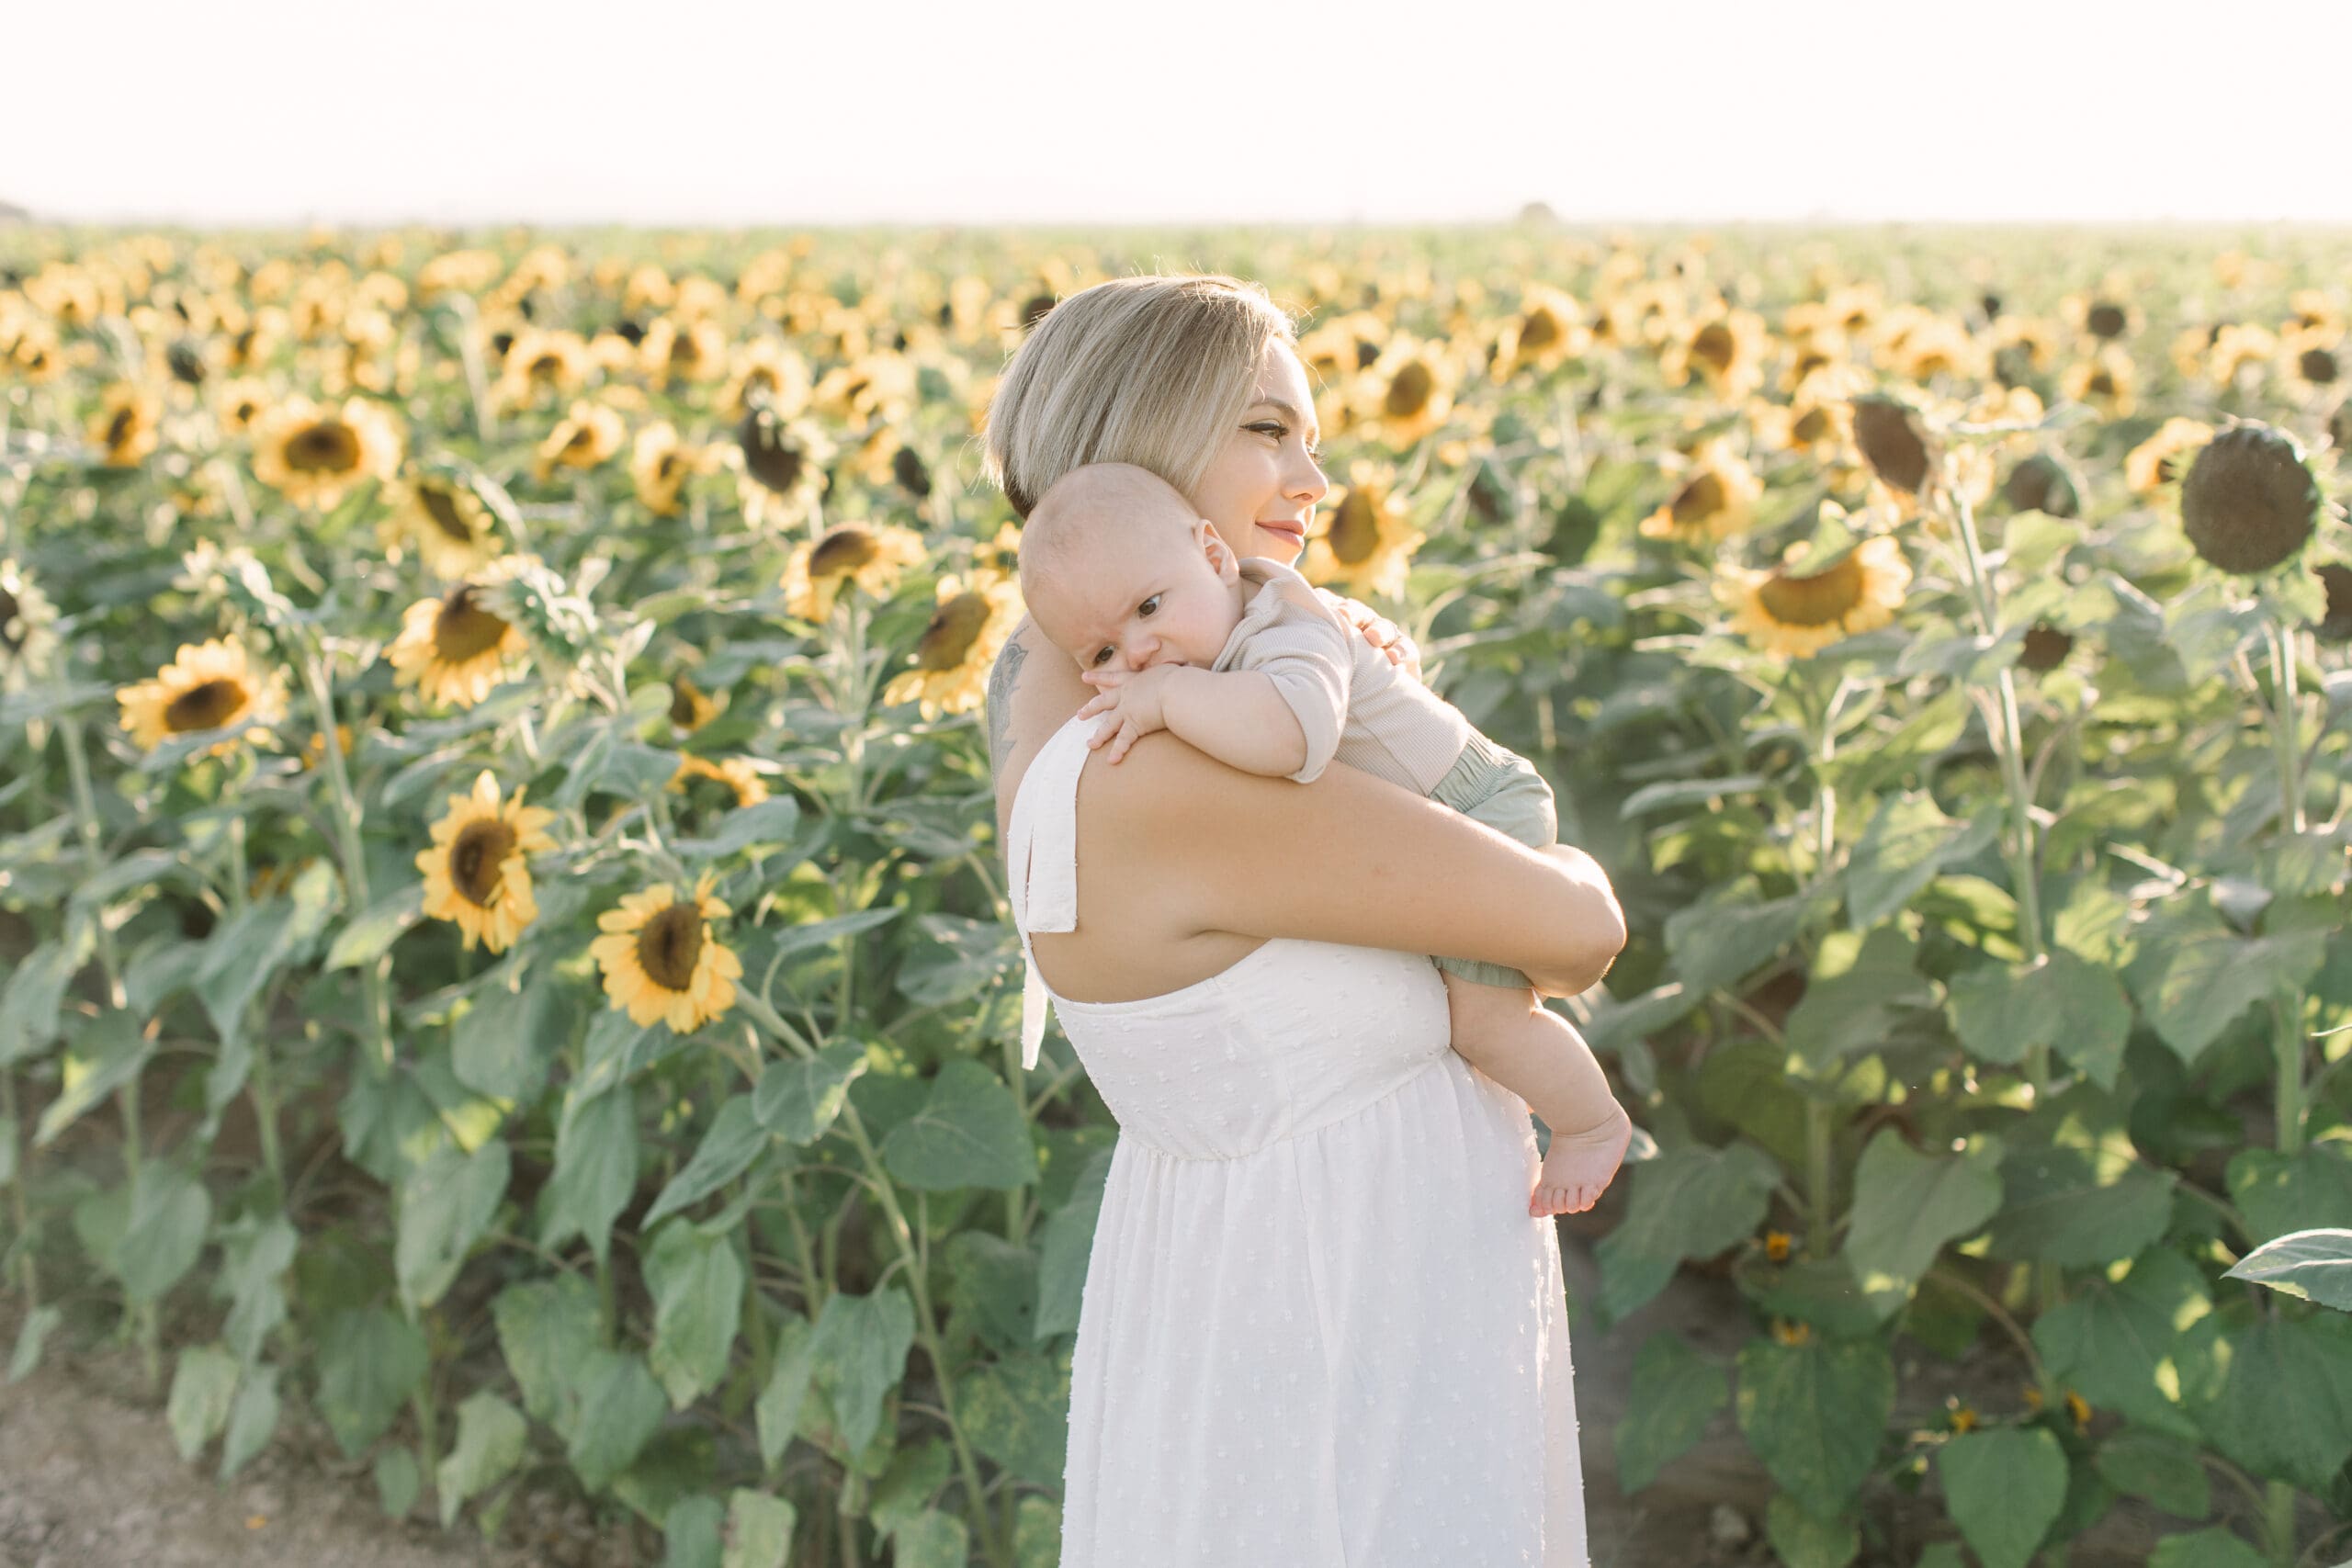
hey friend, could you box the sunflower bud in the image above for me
[2178,423,2322,575]
[2001,455,2080,518]
[1849,394,1939,497]
[2315,563,2352,644]
[477,555,603,679]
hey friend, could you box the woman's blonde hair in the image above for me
[981,275,1298,519]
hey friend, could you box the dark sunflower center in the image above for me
[1791,407,1830,446]
[2086,302,2128,339]
[1691,322,1736,375]
[1758,554,1867,627]
[740,409,808,492]
[1383,361,1433,420]
[106,407,139,447]
[1520,307,1561,354]
[2179,424,2320,574]
[669,678,703,727]
[2086,369,2116,397]
[448,819,518,907]
[892,446,932,497]
[285,420,361,474]
[1353,337,1381,370]
[1329,491,1380,564]
[1671,472,1726,525]
[1792,347,1831,381]
[915,592,990,671]
[164,677,247,733]
[2018,624,2074,671]
[636,903,704,990]
[419,482,474,542]
[0,588,19,654]
[808,526,879,580]
[527,352,564,381]
[2301,347,2338,385]
[433,588,512,663]
[1851,399,1931,493]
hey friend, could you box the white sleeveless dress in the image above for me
[1008,714,1589,1567]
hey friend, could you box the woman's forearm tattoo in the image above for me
[986,638,1027,776]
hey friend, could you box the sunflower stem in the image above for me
[299,643,393,1071]
[2266,620,2308,835]
[2267,1478,2301,1565]
[2,1070,39,1314]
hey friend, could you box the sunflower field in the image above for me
[1,223,2349,1568]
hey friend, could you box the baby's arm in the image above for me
[1149,666,1313,777]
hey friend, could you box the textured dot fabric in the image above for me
[1008,714,1590,1567]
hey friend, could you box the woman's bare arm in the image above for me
[1079,730,1627,994]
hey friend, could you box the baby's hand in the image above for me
[1077,665,1178,764]
[1322,592,1423,682]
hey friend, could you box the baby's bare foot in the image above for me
[1528,1104,1633,1217]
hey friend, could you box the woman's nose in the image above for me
[1287,446,1329,506]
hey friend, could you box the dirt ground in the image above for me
[0,1228,2231,1568]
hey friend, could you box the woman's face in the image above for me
[1187,344,1329,567]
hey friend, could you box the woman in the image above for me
[984,275,1623,1566]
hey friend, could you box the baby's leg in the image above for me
[1442,973,1632,1219]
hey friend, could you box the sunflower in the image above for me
[377,464,517,579]
[1639,440,1762,544]
[1489,286,1589,379]
[2000,455,2080,518]
[1297,310,1389,391]
[1717,535,1913,659]
[719,338,814,419]
[493,327,593,409]
[639,314,727,389]
[669,751,770,809]
[386,570,531,708]
[117,637,288,756]
[630,421,715,516]
[250,395,402,508]
[2205,323,2278,387]
[2314,563,2352,644]
[2282,329,2341,396]
[969,520,1023,590]
[0,557,62,694]
[1658,305,1769,401]
[883,572,1024,719]
[2056,347,2137,418]
[299,723,356,773]
[214,376,270,434]
[416,249,503,299]
[2058,289,2143,344]
[811,352,916,428]
[1748,371,1863,459]
[669,674,724,734]
[1356,337,1453,447]
[1849,392,1941,502]
[6,321,66,385]
[589,872,743,1032]
[736,404,834,530]
[1302,462,1426,600]
[2178,423,2322,575]
[533,400,627,480]
[1883,314,1987,385]
[88,382,162,467]
[2124,418,2214,495]
[1991,315,2060,380]
[779,521,926,622]
[415,772,556,954]
[2285,289,2346,345]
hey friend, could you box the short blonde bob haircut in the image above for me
[981,275,1298,521]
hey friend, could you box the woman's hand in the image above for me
[1322,592,1423,683]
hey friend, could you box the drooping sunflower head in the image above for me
[669,673,721,734]
[588,872,744,1033]
[377,463,518,579]
[735,402,835,528]
[779,521,926,623]
[2178,423,2323,576]
[415,771,557,954]
[2000,454,2080,519]
[2314,563,2352,645]
[1849,393,1939,500]
[116,637,289,756]
[631,421,714,517]
[251,395,403,508]
[1302,463,1426,600]
[386,578,528,709]
[1716,535,1913,660]
[882,573,1023,720]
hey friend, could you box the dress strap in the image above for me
[1006,716,1090,1070]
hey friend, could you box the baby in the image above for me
[1019,462,1633,1218]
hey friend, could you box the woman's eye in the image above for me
[1139,594,1160,617]
[1249,421,1285,441]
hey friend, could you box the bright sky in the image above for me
[12,0,2352,227]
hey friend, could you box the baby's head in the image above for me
[1020,463,1247,677]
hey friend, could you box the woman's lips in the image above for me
[1257,520,1306,548]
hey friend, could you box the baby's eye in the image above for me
[1138,594,1160,617]
[1091,647,1112,667]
